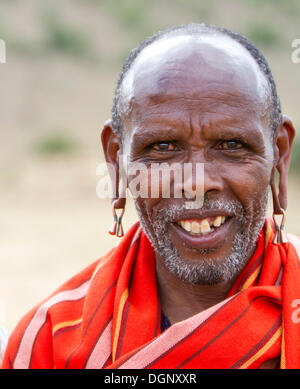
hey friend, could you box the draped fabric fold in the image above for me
[2,218,300,369]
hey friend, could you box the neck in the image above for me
[156,257,237,325]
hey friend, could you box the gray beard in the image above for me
[134,194,268,285]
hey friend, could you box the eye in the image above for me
[217,140,244,150]
[152,141,178,151]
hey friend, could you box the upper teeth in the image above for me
[177,216,226,235]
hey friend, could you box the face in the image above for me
[118,35,276,285]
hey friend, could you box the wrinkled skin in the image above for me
[102,34,295,324]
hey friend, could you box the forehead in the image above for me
[119,34,271,140]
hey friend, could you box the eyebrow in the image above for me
[131,126,184,144]
[204,125,264,143]
[129,112,189,143]
[131,120,265,146]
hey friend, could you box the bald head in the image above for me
[120,34,271,138]
[111,23,282,139]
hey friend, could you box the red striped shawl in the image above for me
[2,218,300,369]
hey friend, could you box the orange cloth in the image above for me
[2,218,300,369]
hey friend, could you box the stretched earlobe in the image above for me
[270,165,285,243]
[109,199,126,237]
[270,167,282,214]
[107,159,127,237]
[271,115,295,211]
[270,115,295,243]
[101,119,127,237]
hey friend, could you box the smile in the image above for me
[169,212,233,250]
[176,216,228,236]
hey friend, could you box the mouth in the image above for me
[169,213,234,250]
[176,215,229,235]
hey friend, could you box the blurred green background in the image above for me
[0,0,299,330]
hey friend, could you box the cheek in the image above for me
[134,196,161,237]
[224,162,272,207]
[127,166,172,201]
[127,169,161,216]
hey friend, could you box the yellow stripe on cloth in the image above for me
[240,264,262,291]
[280,323,286,369]
[112,288,129,362]
[264,220,273,249]
[52,317,82,336]
[239,325,282,369]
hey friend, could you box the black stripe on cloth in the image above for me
[65,278,117,368]
[115,298,131,361]
[11,277,92,368]
[229,315,282,369]
[83,315,113,369]
[142,293,241,369]
[234,253,263,293]
[29,317,53,369]
[102,354,113,369]
[148,295,279,369]
[53,321,82,340]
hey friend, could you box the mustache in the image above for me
[153,199,245,225]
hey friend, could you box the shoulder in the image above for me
[1,254,112,369]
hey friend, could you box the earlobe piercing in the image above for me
[272,209,286,244]
[109,200,125,238]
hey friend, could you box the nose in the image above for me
[176,160,224,202]
[202,161,224,195]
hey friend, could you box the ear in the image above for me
[272,115,295,211]
[101,119,126,208]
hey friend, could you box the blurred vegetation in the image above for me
[42,9,91,58]
[246,23,282,47]
[0,0,297,59]
[1,0,298,63]
[291,137,300,173]
[0,6,98,62]
[33,132,79,157]
[105,0,149,30]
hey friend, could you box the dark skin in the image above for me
[102,35,295,324]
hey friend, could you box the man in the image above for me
[2,23,300,369]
